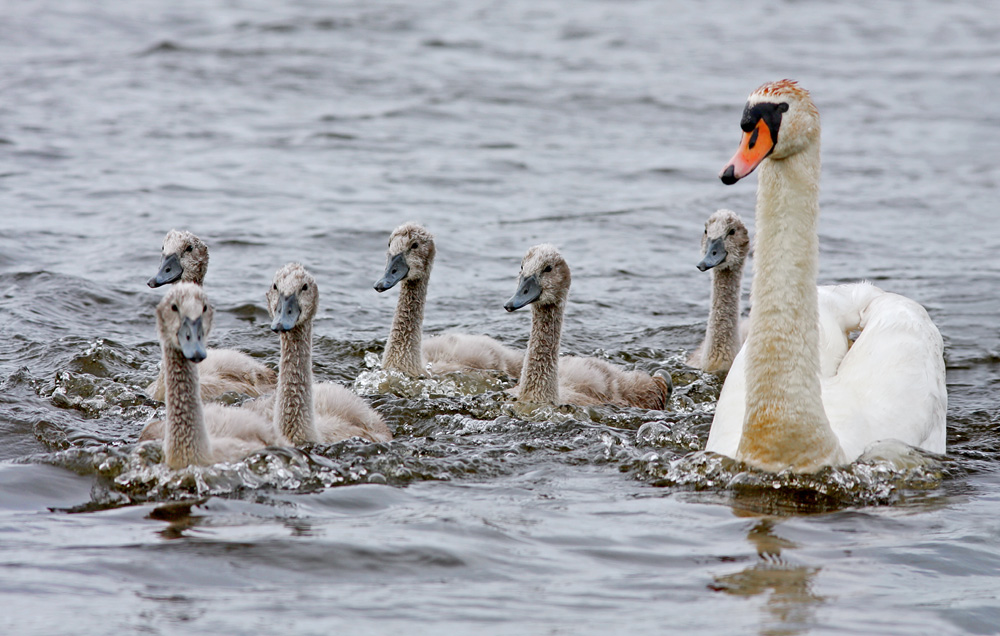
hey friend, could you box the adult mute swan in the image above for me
[266,263,392,444]
[146,230,276,401]
[688,209,750,373]
[374,222,523,378]
[138,284,282,468]
[504,244,671,409]
[706,80,946,472]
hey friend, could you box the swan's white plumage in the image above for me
[708,283,947,461]
[706,80,946,471]
[146,229,276,401]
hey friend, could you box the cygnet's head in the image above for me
[720,79,820,184]
[148,230,210,288]
[157,282,213,362]
[697,209,750,272]
[373,222,436,292]
[504,244,571,312]
[267,263,319,332]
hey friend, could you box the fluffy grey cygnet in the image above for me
[138,283,282,469]
[257,263,392,444]
[374,222,523,378]
[504,244,671,409]
[687,209,750,373]
[146,229,276,401]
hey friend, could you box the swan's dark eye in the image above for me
[410,241,419,250]
[185,245,193,253]
[543,265,552,273]
[171,304,178,312]
[272,283,277,290]
[728,228,736,236]
[202,304,207,313]
[778,102,789,112]
[301,283,308,292]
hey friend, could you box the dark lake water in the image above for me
[2,0,999,633]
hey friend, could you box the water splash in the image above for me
[628,448,953,512]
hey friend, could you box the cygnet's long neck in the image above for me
[185,270,205,286]
[702,265,743,372]
[163,346,212,469]
[519,299,563,404]
[383,277,427,376]
[738,143,845,471]
[276,321,319,444]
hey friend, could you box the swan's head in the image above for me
[157,282,213,362]
[505,244,570,311]
[698,209,750,272]
[374,222,436,292]
[148,230,210,288]
[267,263,318,332]
[720,79,820,184]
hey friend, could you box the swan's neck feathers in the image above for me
[520,301,563,404]
[703,267,743,372]
[276,321,319,444]
[383,278,427,376]
[163,347,212,468]
[738,146,846,471]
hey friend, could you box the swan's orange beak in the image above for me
[720,119,775,184]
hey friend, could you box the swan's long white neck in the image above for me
[276,321,319,444]
[520,300,562,404]
[737,142,845,471]
[163,347,212,468]
[703,266,743,372]
[383,277,427,376]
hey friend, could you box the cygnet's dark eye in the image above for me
[171,304,178,312]
[301,283,308,292]
[543,265,552,273]
[410,241,419,250]
[203,304,207,313]
[728,228,736,236]
[272,283,277,290]
[185,245,193,253]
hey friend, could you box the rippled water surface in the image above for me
[2,1,1000,634]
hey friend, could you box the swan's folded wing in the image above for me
[705,345,747,458]
[823,292,946,459]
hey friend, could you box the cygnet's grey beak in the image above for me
[374,253,409,292]
[697,238,728,272]
[504,274,542,312]
[177,316,207,362]
[271,292,301,332]
[148,253,183,288]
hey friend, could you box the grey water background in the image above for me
[2,0,999,634]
